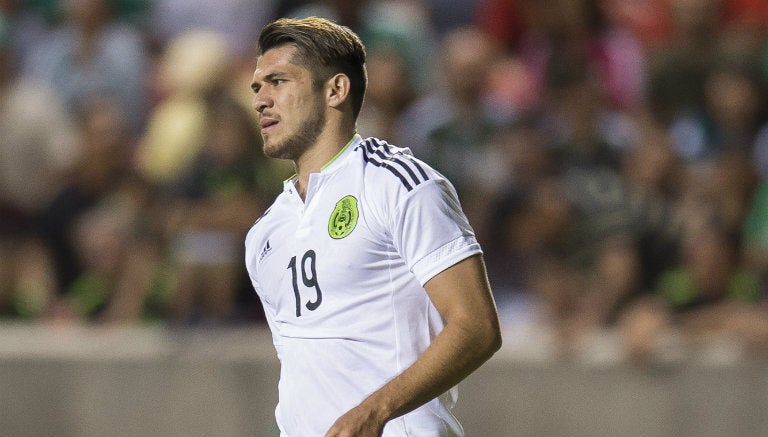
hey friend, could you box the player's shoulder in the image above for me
[354,136,440,194]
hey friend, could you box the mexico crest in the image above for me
[328,195,359,239]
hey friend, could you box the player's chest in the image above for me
[270,179,368,246]
[255,185,391,306]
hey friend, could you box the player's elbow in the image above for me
[468,315,502,361]
[484,318,503,357]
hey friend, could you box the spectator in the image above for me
[0,0,51,68]
[23,0,147,134]
[476,0,647,112]
[482,116,559,297]
[149,0,277,63]
[618,113,685,294]
[0,12,81,318]
[394,26,503,243]
[286,0,438,93]
[423,0,478,36]
[163,95,267,325]
[37,97,155,323]
[742,180,768,284]
[620,223,768,363]
[52,171,162,323]
[356,37,416,141]
[673,156,758,245]
[670,43,767,161]
[135,29,233,187]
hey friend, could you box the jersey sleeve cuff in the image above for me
[412,236,483,286]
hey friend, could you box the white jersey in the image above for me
[244,134,481,437]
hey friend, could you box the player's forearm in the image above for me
[324,318,500,436]
[362,312,502,422]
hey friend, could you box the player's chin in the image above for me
[263,141,290,160]
[261,135,277,153]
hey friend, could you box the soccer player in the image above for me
[244,17,502,437]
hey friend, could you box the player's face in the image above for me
[251,45,327,160]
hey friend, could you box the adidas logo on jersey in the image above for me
[259,240,272,261]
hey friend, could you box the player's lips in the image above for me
[259,117,279,132]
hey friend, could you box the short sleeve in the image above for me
[391,178,482,285]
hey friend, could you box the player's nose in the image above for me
[252,88,271,113]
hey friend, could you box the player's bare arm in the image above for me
[324,254,502,437]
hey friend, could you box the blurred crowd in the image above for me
[2,0,768,363]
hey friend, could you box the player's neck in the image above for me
[293,123,356,200]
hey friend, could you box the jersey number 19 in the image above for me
[287,250,323,317]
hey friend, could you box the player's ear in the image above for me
[326,73,350,109]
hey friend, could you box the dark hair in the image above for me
[258,17,367,119]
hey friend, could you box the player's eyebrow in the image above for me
[251,72,287,93]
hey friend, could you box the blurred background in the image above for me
[2,0,768,436]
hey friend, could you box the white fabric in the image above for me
[245,135,480,437]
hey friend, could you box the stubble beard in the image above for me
[263,104,327,161]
